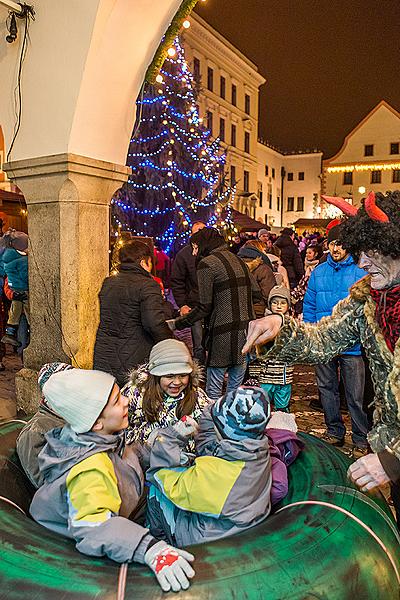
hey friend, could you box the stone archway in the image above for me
[0,0,194,410]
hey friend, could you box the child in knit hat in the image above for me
[123,339,210,456]
[248,286,294,412]
[29,367,195,593]
[146,386,273,547]
[0,229,29,347]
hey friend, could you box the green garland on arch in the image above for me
[145,0,199,83]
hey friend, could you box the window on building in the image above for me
[231,84,237,106]
[193,57,201,82]
[258,182,263,207]
[268,184,272,210]
[207,67,214,92]
[277,197,281,212]
[230,165,236,187]
[245,93,251,115]
[265,165,269,176]
[287,197,294,211]
[219,118,225,142]
[371,170,381,184]
[390,142,399,155]
[206,111,213,134]
[298,171,304,181]
[231,124,237,147]
[244,131,250,154]
[244,170,250,192]
[272,167,275,179]
[297,196,304,211]
[364,144,374,156]
[393,169,400,183]
[220,76,226,99]
[343,171,353,185]
[287,172,293,181]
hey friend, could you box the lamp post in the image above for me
[280,166,286,228]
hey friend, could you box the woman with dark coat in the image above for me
[168,228,260,400]
[274,228,304,289]
[93,240,172,387]
[237,240,276,318]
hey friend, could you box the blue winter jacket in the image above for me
[303,253,365,355]
[0,247,28,291]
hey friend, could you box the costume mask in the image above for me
[358,251,400,290]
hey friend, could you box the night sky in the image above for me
[195,0,400,158]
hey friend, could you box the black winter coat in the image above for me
[274,235,304,289]
[170,244,199,309]
[93,263,172,386]
[175,246,258,367]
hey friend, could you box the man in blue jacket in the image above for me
[303,223,368,455]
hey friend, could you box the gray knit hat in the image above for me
[257,228,270,239]
[42,369,116,433]
[268,285,291,308]
[148,339,193,376]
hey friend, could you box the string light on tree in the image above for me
[112,36,234,254]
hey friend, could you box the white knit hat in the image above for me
[42,369,116,434]
[148,339,193,376]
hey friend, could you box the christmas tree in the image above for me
[111,37,234,255]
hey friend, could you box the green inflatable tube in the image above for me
[0,420,399,599]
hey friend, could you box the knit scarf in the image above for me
[370,284,400,353]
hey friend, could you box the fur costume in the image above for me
[260,275,400,461]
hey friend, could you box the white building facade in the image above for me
[322,101,400,209]
[182,14,322,229]
[182,14,265,217]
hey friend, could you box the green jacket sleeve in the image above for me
[259,296,363,365]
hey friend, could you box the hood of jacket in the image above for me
[126,359,204,392]
[38,425,125,484]
[237,246,272,269]
[239,256,263,273]
[195,405,270,461]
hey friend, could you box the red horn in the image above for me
[364,191,389,222]
[321,195,358,216]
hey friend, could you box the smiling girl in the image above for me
[123,339,209,449]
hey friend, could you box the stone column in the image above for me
[4,154,129,413]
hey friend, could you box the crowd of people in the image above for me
[2,190,400,592]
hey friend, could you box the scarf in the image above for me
[370,284,400,353]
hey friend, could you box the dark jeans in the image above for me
[191,319,205,364]
[315,355,368,446]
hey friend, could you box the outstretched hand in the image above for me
[242,315,283,354]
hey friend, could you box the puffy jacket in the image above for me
[303,253,365,355]
[170,244,199,309]
[93,263,172,386]
[0,247,28,290]
[274,235,304,288]
[30,425,154,564]
[146,405,272,547]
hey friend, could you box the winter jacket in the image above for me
[30,425,154,564]
[175,246,258,367]
[274,235,304,288]
[237,251,276,318]
[93,262,173,387]
[259,276,400,478]
[303,253,365,355]
[0,248,28,291]
[170,245,199,309]
[123,362,210,448]
[146,405,272,546]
